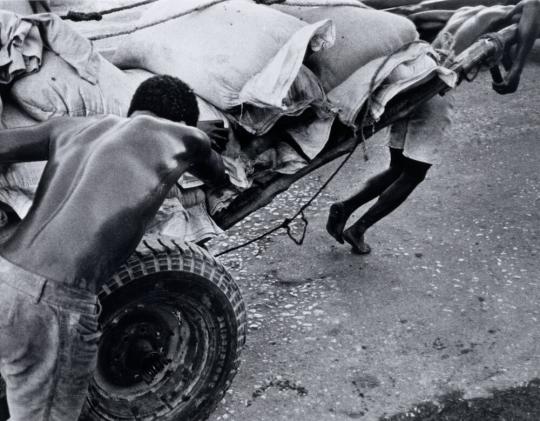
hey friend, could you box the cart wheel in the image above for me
[80,237,246,421]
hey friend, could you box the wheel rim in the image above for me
[88,273,230,420]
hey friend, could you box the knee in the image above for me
[403,161,431,183]
[387,150,405,176]
[388,159,404,175]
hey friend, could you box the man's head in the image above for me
[128,75,199,126]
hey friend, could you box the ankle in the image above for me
[351,221,368,237]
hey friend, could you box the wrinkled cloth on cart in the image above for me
[0,10,99,84]
[268,1,458,158]
[146,187,224,243]
[0,3,462,238]
[0,161,45,220]
[112,0,336,135]
[286,42,457,159]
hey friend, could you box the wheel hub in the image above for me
[101,307,174,387]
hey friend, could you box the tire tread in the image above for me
[92,236,246,421]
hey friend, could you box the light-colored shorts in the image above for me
[388,92,455,165]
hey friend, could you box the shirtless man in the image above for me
[0,74,229,420]
[392,0,540,93]
[325,0,539,254]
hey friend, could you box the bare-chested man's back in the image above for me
[0,75,228,421]
[0,113,226,292]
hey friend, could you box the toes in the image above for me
[326,204,346,244]
[343,230,371,255]
[351,242,371,255]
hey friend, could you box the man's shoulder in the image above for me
[50,114,121,132]
[49,115,127,148]
[128,115,202,139]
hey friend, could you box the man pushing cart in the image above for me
[0,0,536,420]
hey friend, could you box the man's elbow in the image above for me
[185,129,212,159]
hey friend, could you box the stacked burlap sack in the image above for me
[105,0,455,159]
[0,0,459,239]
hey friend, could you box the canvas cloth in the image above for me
[287,42,458,159]
[0,10,99,85]
[112,0,335,135]
[12,51,144,120]
[273,0,418,91]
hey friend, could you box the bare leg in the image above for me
[343,157,431,254]
[326,148,404,243]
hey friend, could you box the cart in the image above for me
[79,25,516,421]
[0,9,517,420]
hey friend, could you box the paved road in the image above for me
[209,51,540,421]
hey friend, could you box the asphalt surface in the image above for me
[208,51,540,421]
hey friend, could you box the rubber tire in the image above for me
[79,236,246,421]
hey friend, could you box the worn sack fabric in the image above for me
[274,0,418,91]
[0,101,43,220]
[1,101,38,128]
[0,11,99,85]
[146,188,224,243]
[113,0,334,134]
[11,51,147,119]
[0,1,34,15]
[49,0,131,13]
[328,43,457,125]
[287,42,457,159]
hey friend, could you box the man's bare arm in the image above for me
[493,0,540,93]
[183,128,230,189]
[0,119,59,163]
[197,120,229,153]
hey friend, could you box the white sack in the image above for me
[287,43,457,159]
[11,51,147,119]
[0,101,44,220]
[0,1,34,15]
[274,0,418,91]
[113,0,335,134]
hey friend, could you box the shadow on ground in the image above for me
[381,379,540,421]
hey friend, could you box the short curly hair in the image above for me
[128,75,199,126]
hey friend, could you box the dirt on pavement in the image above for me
[208,49,540,421]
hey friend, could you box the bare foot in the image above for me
[343,226,371,255]
[326,203,348,244]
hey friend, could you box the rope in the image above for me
[61,0,159,22]
[87,0,228,41]
[71,0,369,38]
[478,32,506,67]
[62,0,368,23]
[216,41,427,257]
[275,0,369,8]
